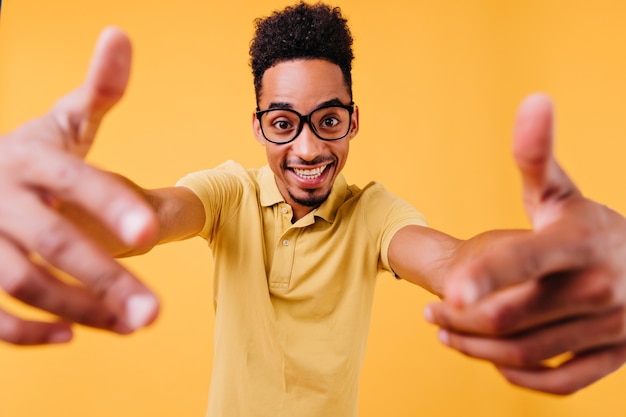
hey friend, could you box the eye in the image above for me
[321,116,340,128]
[273,119,293,130]
[262,110,298,134]
[312,106,349,134]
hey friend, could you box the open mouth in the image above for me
[293,164,329,180]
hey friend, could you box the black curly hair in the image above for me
[249,2,354,105]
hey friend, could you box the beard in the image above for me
[288,187,332,208]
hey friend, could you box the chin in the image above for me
[290,188,332,208]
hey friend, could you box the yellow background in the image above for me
[1,0,626,416]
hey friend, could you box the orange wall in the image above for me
[1,1,626,416]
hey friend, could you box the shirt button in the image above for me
[281,207,288,214]
[282,239,290,246]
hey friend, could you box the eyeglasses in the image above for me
[256,104,354,144]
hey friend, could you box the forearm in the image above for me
[389,225,529,297]
[388,225,461,296]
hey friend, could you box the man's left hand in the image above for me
[426,94,626,395]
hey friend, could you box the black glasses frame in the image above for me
[255,104,354,145]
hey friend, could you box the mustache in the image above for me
[283,156,336,167]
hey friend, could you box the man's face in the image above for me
[252,59,359,220]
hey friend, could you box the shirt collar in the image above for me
[258,165,348,224]
[259,165,285,207]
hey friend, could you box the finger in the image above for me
[0,308,73,345]
[436,307,626,368]
[513,93,581,227]
[496,343,626,395]
[46,27,132,157]
[442,95,598,307]
[3,139,158,248]
[84,27,132,106]
[443,213,603,307]
[0,191,158,332]
[0,236,129,333]
[429,266,617,336]
[4,28,153,249]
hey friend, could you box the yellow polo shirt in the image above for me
[177,161,427,417]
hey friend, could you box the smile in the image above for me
[293,164,329,180]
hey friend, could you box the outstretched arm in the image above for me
[424,94,626,394]
[0,28,205,345]
[389,225,530,297]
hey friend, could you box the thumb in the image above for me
[48,27,132,157]
[513,93,581,229]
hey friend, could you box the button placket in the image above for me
[268,203,297,290]
[269,228,297,289]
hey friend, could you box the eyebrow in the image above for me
[267,101,294,110]
[266,98,347,111]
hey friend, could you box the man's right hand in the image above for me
[0,28,160,345]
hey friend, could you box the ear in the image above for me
[251,111,267,146]
[349,105,360,139]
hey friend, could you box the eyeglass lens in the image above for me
[260,106,351,143]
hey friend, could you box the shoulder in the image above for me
[362,181,428,235]
[340,180,427,234]
[346,181,422,217]
[175,160,266,192]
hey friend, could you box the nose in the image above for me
[291,122,324,162]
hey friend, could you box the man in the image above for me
[1,2,626,416]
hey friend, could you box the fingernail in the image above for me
[125,294,158,330]
[48,328,73,344]
[120,210,150,245]
[438,329,449,346]
[462,280,480,306]
[424,305,434,323]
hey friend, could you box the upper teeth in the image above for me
[294,165,327,179]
